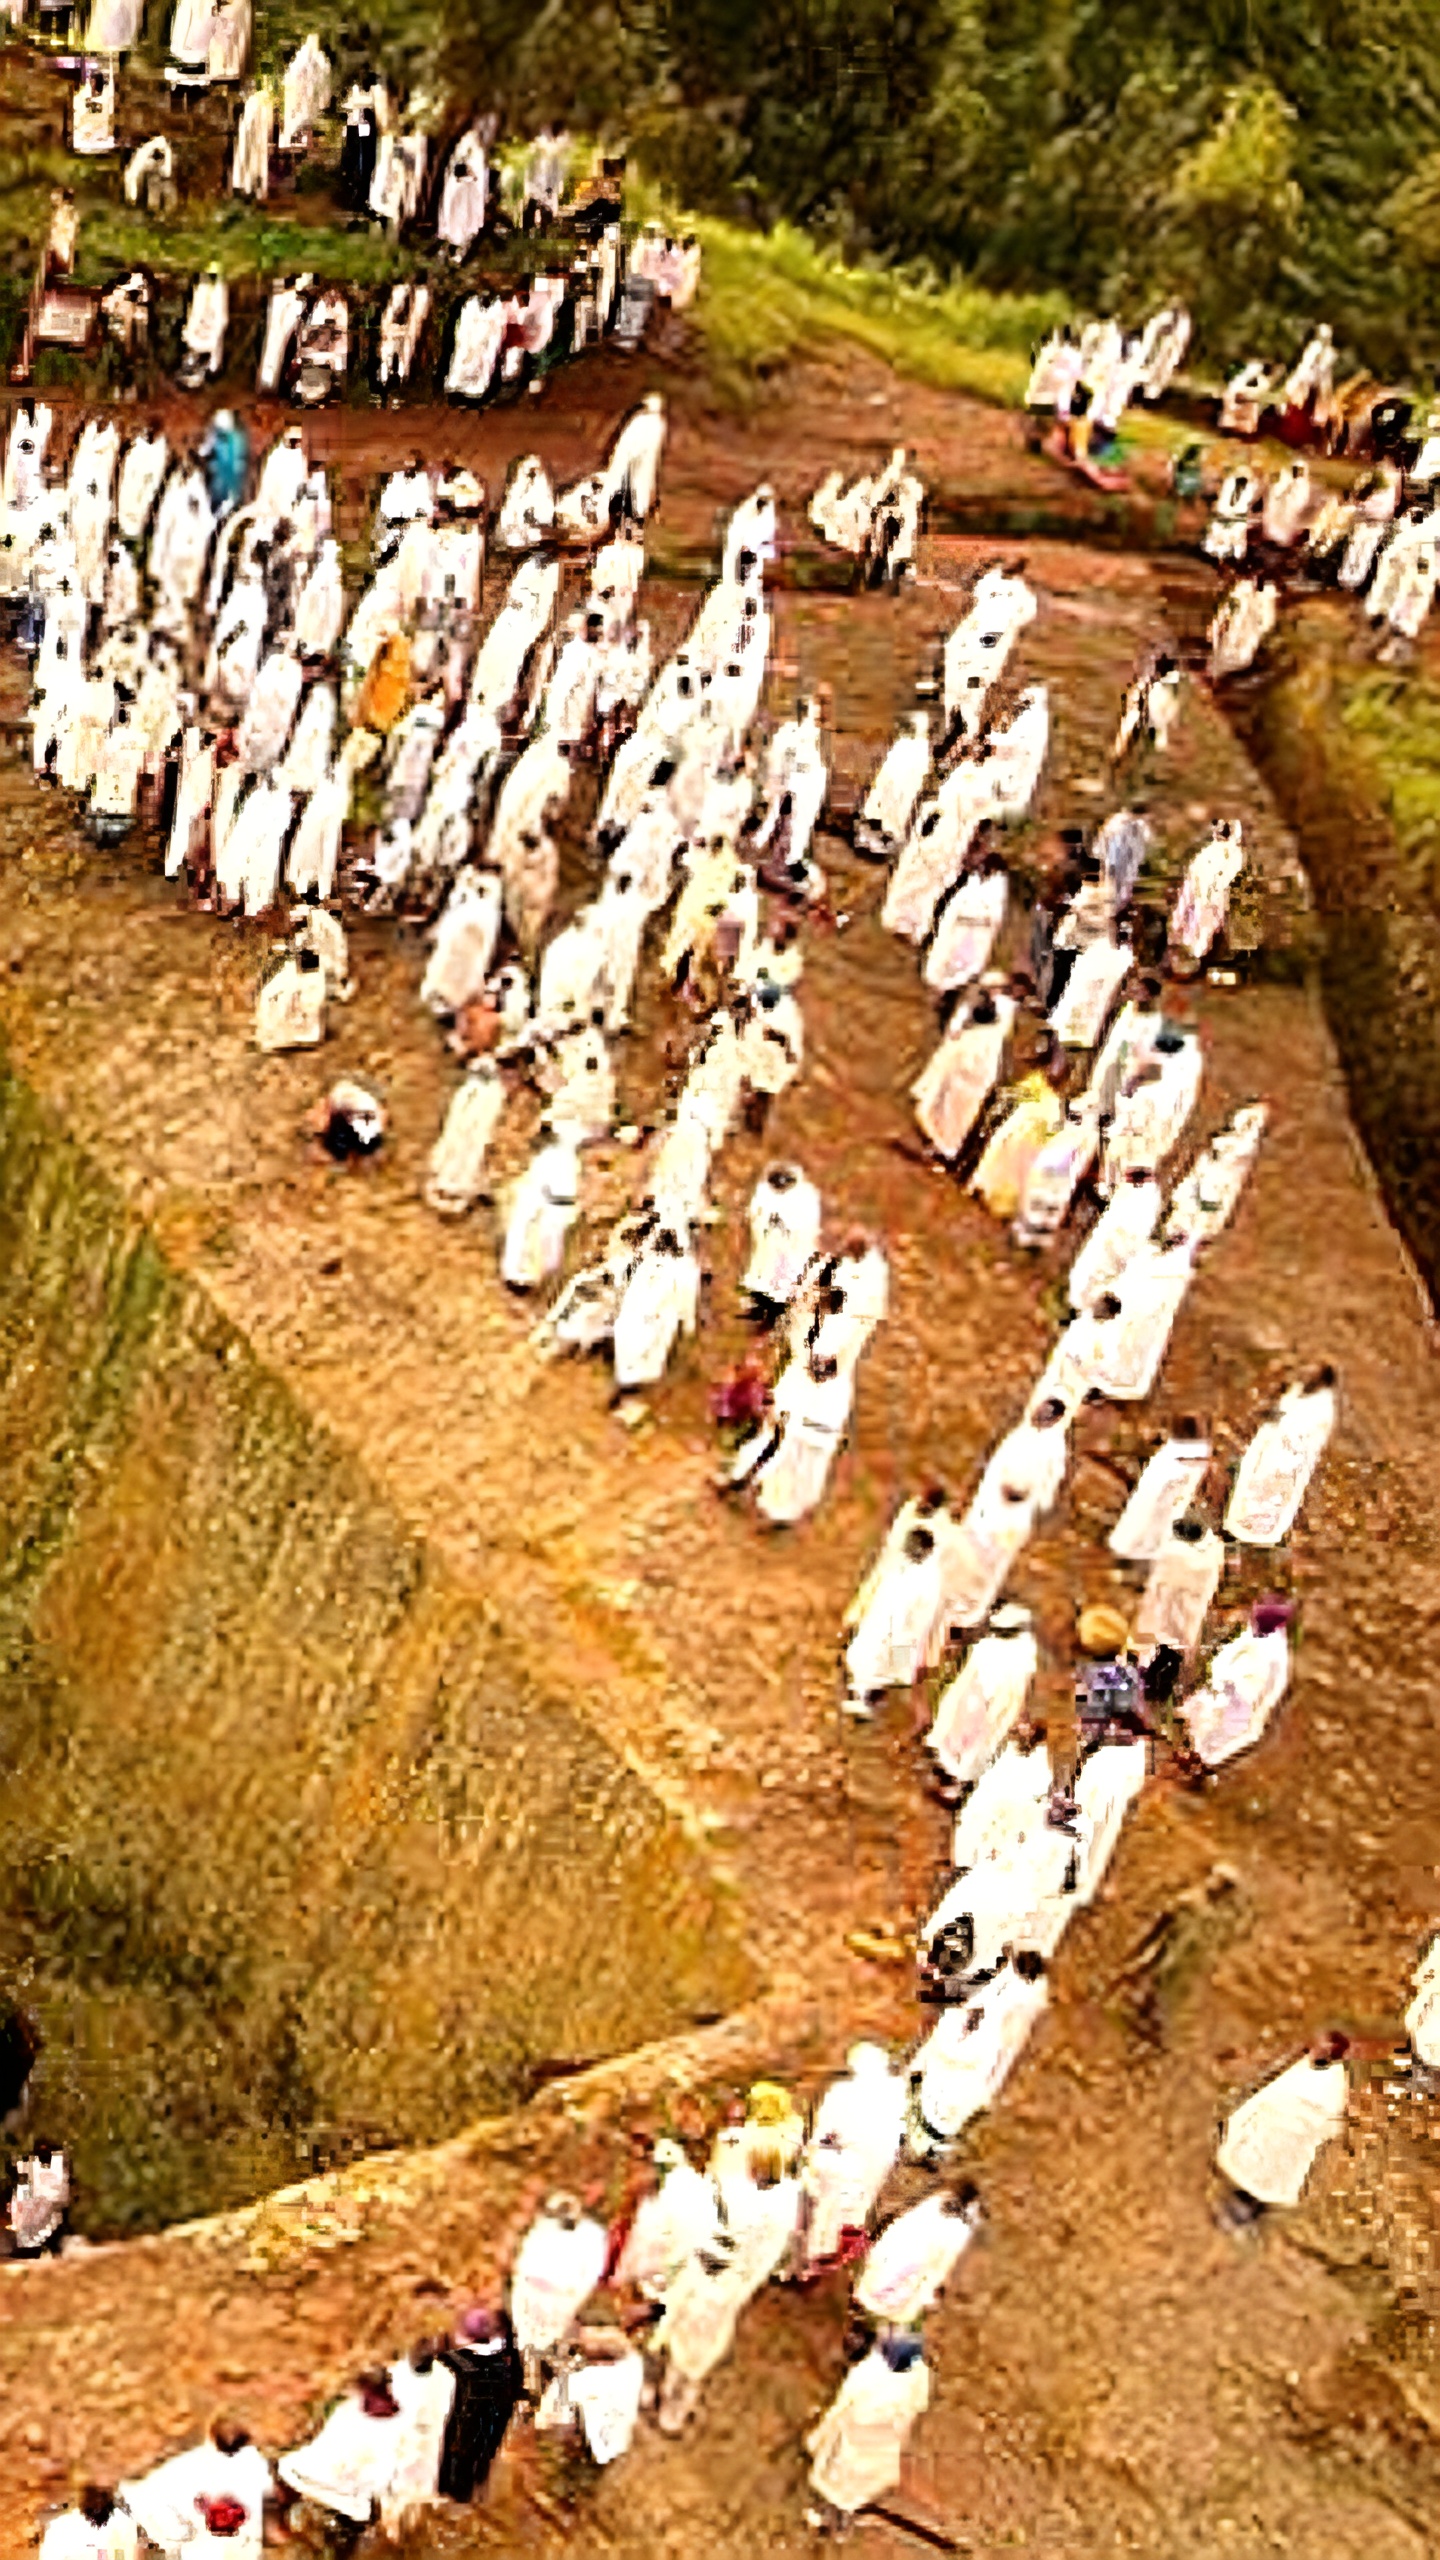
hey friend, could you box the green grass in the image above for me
[1338,669,1440,898]
[671,208,1069,410]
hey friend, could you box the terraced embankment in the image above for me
[0,1061,753,2235]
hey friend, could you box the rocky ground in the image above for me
[1,348,1438,2559]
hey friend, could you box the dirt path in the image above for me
[1,354,1438,2558]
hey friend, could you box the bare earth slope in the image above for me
[1,350,1438,2559]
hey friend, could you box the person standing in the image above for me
[806,2329,931,2534]
[437,2307,525,2504]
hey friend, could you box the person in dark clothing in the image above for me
[437,2306,526,2501]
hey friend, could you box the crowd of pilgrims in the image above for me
[22,0,695,410]
[15,368,1440,2547]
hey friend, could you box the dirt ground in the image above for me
[2,350,1439,2558]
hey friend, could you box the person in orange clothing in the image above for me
[358,627,413,734]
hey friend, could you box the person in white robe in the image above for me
[3,400,51,511]
[1219,358,1275,437]
[217,773,290,915]
[536,2333,646,2469]
[1069,1166,1160,1310]
[1085,1233,1195,1401]
[438,122,489,255]
[1164,1101,1266,1247]
[274,679,335,800]
[926,1602,1036,1785]
[1386,522,1440,645]
[950,1722,1053,1874]
[721,483,776,586]
[855,712,930,860]
[70,475,111,607]
[510,2193,609,2373]
[1182,1598,1293,1768]
[543,1020,615,1148]
[843,1525,944,1714]
[925,855,1008,995]
[279,30,330,147]
[257,275,308,393]
[984,684,1051,819]
[853,2183,982,2330]
[230,83,272,197]
[165,724,213,878]
[906,1951,1049,2156]
[1262,457,1311,547]
[604,393,667,524]
[807,2333,931,2529]
[797,2044,906,2270]
[207,565,267,708]
[207,0,249,77]
[1109,1420,1211,1559]
[742,1162,820,1314]
[581,868,648,1033]
[292,538,344,660]
[57,670,115,796]
[532,911,604,1029]
[149,468,214,614]
[1208,578,1278,682]
[977,1398,1070,1519]
[1133,1517,1223,1663]
[677,1007,745,1151]
[277,2375,402,2529]
[942,562,1037,739]
[41,2487,139,2560]
[1051,921,1131,1048]
[421,868,503,1017]
[730,1353,854,1526]
[1072,1733,1147,1903]
[7,2140,70,2254]
[1225,1367,1335,1545]
[238,645,302,773]
[182,266,229,378]
[1113,656,1180,762]
[286,758,349,902]
[116,425,168,543]
[912,989,1009,1161]
[928,1472,1034,1645]
[493,738,568,956]
[754,695,828,876]
[884,757,993,941]
[1215,2035,1348,2217]
[88,704,146,841]
[1013,1098,1099,1248]
[30,639,82,780]
[654,2158,799,2433]
[425,1060,505,1215]
[1101,1029,1203,1193]
[379,2344,454,2539]
[72,61,116,154]
[739,982,804,1122]
[255,945,326,1051]
[501,1137,580,1289]
[446,294,507,402]
[614,2138,719,2303]
[496,454,555,550]
[122,2427,271,2557]
[1169,820,1244,967]
[647,1106,712,1237]
[612,1228,700,1392]
[1205,464,1264,566]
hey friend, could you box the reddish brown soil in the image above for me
[0,350,1438,2560]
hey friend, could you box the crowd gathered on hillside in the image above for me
[2,6,1437,2543]
[6,366,1438,2550]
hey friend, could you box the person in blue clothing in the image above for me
[199,408,248,520]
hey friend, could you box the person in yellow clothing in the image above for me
[358,627,413,735]
[970,1063,1063,1219]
